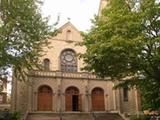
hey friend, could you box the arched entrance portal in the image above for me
[37,85,52,111]
[65,86,82,111]
[91,87,105,111]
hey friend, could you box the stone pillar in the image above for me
[56,71,62,112]
[105,92,109,111]
[11,77,17,112]
[57,84,62,112]
[85,82,90,112]
[112,82,117,110]
[135,88,141,116]
[87,79,92,112]
[27,80,32,112]
[116,87,122,113]
[33,91,37,111]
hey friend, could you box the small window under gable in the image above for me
[43,58,50,71]
[66,30,72,40]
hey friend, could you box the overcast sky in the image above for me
[41,0,100,31]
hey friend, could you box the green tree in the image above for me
[0,0,56,81]
[81,0,160,111]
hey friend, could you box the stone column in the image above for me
[135,88,140,116]
[27,79,32,112]
[56,71,63,112]
[114,80,123,113]
[85,83,90,112]
[33,91,37,111]
[112,82,117,110]
[11,77,17,112]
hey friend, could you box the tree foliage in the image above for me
[81,0,160,110]
[0,0,55,81]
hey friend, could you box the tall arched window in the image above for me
[60,49,77,72]
[43,58,50,71]
[123,87,129,101]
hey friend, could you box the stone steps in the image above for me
[27,113,60,120]
[94,113,124,120]
[62,113,92,120]
[26,112,124,120]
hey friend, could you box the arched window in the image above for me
[43,58,50,71]
[60,49,77,72]
[66,30,72,40]
[123,87,129,101]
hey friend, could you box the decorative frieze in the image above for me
[29,70,110,80]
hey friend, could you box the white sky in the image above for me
[41,0,100,31]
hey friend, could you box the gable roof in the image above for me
[58,21,80,33]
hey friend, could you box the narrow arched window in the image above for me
[123,87,129,101]
[66,30,72,40]
[43,58,50,71]
[60,49,77,72]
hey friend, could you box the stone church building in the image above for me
[11,0,141,118]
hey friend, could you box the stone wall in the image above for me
[29,76,116,112]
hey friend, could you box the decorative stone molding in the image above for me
[28,70,110,80]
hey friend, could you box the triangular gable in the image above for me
[52,21,83,42]
[58,21,80,33]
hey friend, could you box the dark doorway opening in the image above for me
[72,95,78,111]
[65,87,81,111]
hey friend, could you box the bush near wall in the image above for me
[131,115,160,120]
[0,110,20,120]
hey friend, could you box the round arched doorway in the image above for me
[91,87,105,111]
[65,86,82,111]
[37,85,52,111]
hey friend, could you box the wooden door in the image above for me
[38,86,52,111]
[78,94,82,111]
[65,94,72,111]
[92,88,105,111]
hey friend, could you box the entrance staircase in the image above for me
[26,112,125,120]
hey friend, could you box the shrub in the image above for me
[130,115,150,120]
[0,109,20,120]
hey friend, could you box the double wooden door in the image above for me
[92,88,105,111]
[37,86,52,111]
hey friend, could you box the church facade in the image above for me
[11,0,141,117]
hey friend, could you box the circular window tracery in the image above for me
[60,49,77,72]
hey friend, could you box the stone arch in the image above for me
[65,86,82,111]
[37,85,53,111]
[91,87,105,111]
[60,49,77,72]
